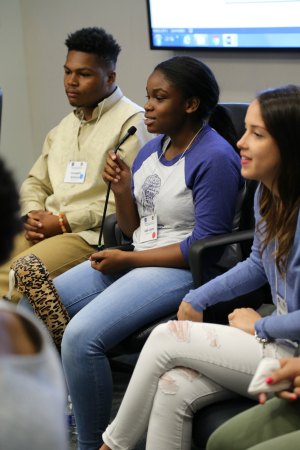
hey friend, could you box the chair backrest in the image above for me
[220,102,257,246]
[219,102,248,141]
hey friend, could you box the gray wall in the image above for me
[0,0,299,185]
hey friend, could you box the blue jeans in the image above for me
[53,260,193,450]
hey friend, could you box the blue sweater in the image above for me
[185,188,300,342]
[131,124,243,262]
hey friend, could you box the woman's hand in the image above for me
[228,307,261,335]
[90,249,132,274]
[177,301,203,322]
[102,151,131,195]
[259,357,300,404]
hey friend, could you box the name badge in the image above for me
[64,161,87,183]
[139,214,158,243]
[276,293,288,315]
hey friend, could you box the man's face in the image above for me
[64,50,115,112]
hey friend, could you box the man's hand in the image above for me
[24,210,52,243]
[24,210,68,243]
[177,301,203,322]
[228,307,261,335]
[90,249,131,274]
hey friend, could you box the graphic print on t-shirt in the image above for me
[141,174,161,214]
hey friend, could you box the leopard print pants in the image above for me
[10,254,70,346]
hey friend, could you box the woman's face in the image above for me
[237,99,281,192]
[144,70,190,136]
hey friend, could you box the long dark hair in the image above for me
[154,56,237,148]
[257,85,300,273]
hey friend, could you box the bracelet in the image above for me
[58,213,67,234]
[254,331,270,348]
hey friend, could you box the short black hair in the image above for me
[65,27,121,69]
[0,158,22,264]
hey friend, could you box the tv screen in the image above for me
[146,0,300,50]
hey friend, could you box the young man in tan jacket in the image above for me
[0,27,151,302]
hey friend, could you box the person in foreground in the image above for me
[99,84,300,450]
[207,357,300,450]
[0,26,150,302]
[48,56,243,449]
[0,157,67,450]
[0,300,68,450]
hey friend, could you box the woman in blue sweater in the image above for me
[100,84,300,450]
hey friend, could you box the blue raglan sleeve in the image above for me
[180,138,242,261]
[184,189,268,311]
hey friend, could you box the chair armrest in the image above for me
[103,213,132,248]
[189,229,254,288]
[103,213,119,247]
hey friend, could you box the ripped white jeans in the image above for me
[103,321,296,450]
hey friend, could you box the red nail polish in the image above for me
[290,394,297,401]
[265,377,273,384]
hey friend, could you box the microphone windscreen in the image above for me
[127,126,137,136]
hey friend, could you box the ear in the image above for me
[107,70,116,85]
[185,97,200,114]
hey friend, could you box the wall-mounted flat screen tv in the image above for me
[146,0,300,50]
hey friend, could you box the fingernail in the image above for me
[290,394,297,401]
[265,377,273,384]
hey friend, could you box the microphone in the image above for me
[97,126,137,250]
[113,125,137,154]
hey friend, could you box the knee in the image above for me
[148,322,171,341]
[206,424,236,450]
[206,430,225,450]
[61,320,79,361]
[148,320,192,346]
[61,312,107,364]
[61,317,91,362]
[142,321,193,368]
[143,322,176,355]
